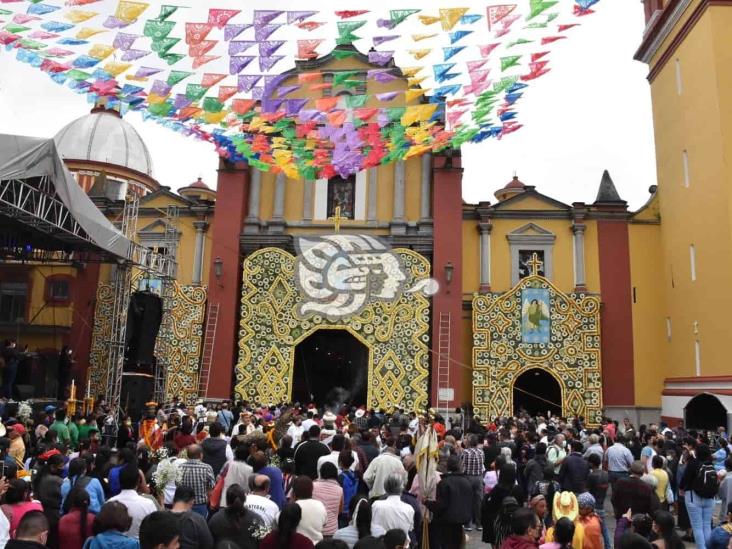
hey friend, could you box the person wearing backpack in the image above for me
[60,458,106,515]
[679,444,718,549]
[338,451,359,528]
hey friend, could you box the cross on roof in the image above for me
[527,252,543,277]
[328,205,345,233]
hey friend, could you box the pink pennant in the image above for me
[466,59,488,72]
[558,23,580,32]
[208,9,240,29]
[29,31,59,40]
[189,40,216,58]
[218,85,238,102]
[45,48,74,57]
[479,43,499,57]
[192,55,219,69]
[13,14,40,24]
[297,39,323,60]
[185,23,213,46]
[531,51,549,62]
[486,4,516,30]
[297,21,325,32]
[469,69,491,84]
[201,73,227,88]
[40,59,71,73]
[335,10,369,19]
[0,31,19,46]
[541,36,566,45]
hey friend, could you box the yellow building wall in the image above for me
[629,218,666,407]
[462,221,481,293]
[649,6,732,378]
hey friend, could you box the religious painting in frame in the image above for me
[521,288,550,344]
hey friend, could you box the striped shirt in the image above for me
[312,479,343,536]
[461,447,485,476]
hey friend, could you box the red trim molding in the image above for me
[663,389,732,396]
[661,415,684,427]
[665,375,732,383]
[636,0,732,83]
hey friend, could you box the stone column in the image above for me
[192,220,208,286]
[479,222,492,292]
[302,180,314,221]
[391,160,407,234]
[243,168,261,234]
[270,173,286,233]
[419,153,433,233]
[367,168,378,222]
[572,223,587,291]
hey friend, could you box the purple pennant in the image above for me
[224,23,251,41]
[113,32,139,50]
[237,73,262,92]
[103,16,128,29]
[376,91,399,102]
[368,51,393,66]
[254,23,281,41]
[298,109,321,123]
[262,98,283,113]
[373,35,399,46]
[263,74,287,96]
[228,40,257,55]
[376,18,396,29]
[251,87,264,100]
[367,68,398,83]
[151,80,172,96]
[286,98,309,116]
[287,11,318,24]
[135,66,162,78]
[276,85,300,98]
[122,49,150,61]
[229,55,255,75]
[253,10,284,26]
[259,55,285,72]
[173,94,192,109]
[258,40,285,57]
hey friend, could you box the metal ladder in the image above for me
[198,302,220,399]
[436,312,451,413]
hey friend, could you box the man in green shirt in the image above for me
[68,414,80,450]
[50,409,71,448]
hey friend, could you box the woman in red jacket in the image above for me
[58,487,94,549]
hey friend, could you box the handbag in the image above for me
[209,462,229,510]
[666,481,675,505]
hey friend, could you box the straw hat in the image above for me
[323,411,337,423]
[553,491,579,522]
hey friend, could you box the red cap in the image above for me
[9,424,25,435]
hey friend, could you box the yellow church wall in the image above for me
[496,195,566,212]
[461,220,481,293]
[629,221,666,407]
[648,6,732,379]
[283,179,306,222]
[375,163,395,221]
[259,171,276,222]
[404,158,422,222]
[582,220,601,295]
[489,218,577,294]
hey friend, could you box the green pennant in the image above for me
[333,71,359,86]
[387,107,406,122]
[389,9,420,27]
[167,70,193,86]
[493,76,519,93]
[0,9,12,16]
[332,49,357,60]
[185,84,207,102]
[66,69,91,81]
[343,79,364,90]
[4,24,30,34]
[203,97,223,113]
[527,0,559,20]
[546,12,559,22]
[500,55,522,72]
[161,53,184,66]
[525,22,547,29]
[17,39,46,50]
[346,95,369,108]
[336,20,366,45]
[507,38,533,48]
[158,5,179,21]
[144,19,175,40]
[151,37,180,55]
[148,102,173,116]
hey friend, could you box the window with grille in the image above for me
[0,282,27,322]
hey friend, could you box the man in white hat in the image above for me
[286,415,304,448]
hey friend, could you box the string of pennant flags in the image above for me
[0,0,602,179]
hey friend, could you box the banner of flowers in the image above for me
[0,0,601,178]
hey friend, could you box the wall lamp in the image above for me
[213,256,224,286]
[444,261,454,285]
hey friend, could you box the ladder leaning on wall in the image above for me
[198,302,220,399]
[436,312,451,414]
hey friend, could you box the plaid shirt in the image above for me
[461,447,485,476]
[178,459,215,505]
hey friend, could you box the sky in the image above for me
[0,0,657,209]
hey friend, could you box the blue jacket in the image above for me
[82,530,140,549]
[61,475,106,514]
[707,525,732,549]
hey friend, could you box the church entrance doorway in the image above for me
[513,368,562,417]
[292,329,369,408]
[685,393,727,431]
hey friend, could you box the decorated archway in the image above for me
[235,247,431,411]
[472,265,603,424]
[513,367,563,417]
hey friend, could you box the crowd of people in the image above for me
[0,397,728,549]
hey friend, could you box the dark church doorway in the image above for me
[513,368,562,417]
[685,393,727,431]
[292,329,369,408]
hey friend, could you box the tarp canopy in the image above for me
[0,133,133,259]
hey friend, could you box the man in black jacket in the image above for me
[293,425,330,479]
[524,443,548,494]
[558,440,590,494]
[427,455,473,549]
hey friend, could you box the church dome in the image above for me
[53,107,153,177]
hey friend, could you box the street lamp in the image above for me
[213,256,223,286]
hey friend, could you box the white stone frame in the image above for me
[507,223,556,286]
[313,171,367,221]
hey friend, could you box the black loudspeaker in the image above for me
[120,373,154,422]
[125,292,163,368]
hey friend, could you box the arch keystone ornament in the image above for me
[472,255,603,425]
[236,245,432,411]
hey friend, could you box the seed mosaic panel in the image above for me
[472,275,603,425]
[87,277,206,405]
[235,247,431,411]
